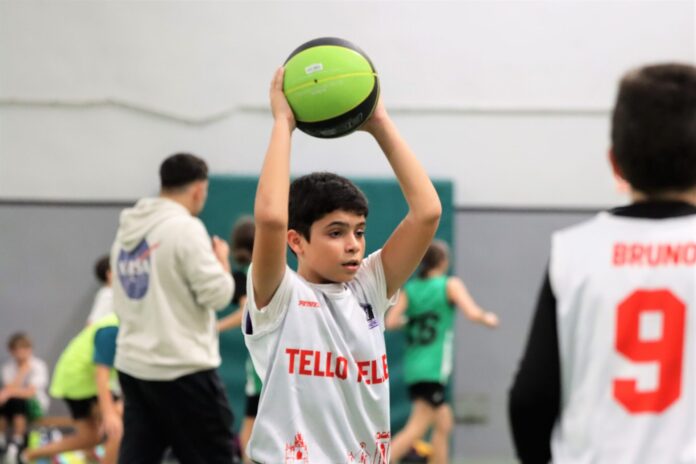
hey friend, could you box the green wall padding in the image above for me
[200,174,453,433]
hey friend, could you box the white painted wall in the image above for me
[1,0,694,207]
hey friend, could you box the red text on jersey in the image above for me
[285,348,389,385]
[613,242,696,267]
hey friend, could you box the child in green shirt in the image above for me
[22,314,121,464]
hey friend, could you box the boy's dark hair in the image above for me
[230,216,255,267]
[418,240,449,278]
[94,254,111,283]
[611,63,696,194]
[289,172,368,240]
[8,332,31,351]
[160,153,208,190]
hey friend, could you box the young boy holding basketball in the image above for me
[243,67,441,463]
[509,63,696,463]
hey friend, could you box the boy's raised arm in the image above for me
[363,100,442,298]
[252,67,295,308]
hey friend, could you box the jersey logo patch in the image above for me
[346,432,391,463]
[360,303,379,329]
[299,300,321,308]
[285,432,308,463]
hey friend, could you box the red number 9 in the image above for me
[614,289,686,414]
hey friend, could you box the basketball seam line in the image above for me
[284,72,378,96]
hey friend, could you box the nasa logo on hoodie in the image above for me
[117,239,157,299]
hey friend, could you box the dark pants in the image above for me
[0,398,28,420]
[117,369,240,464]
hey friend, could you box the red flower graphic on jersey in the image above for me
[285,432,309,463]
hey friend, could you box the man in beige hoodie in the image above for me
[111,153,238,464]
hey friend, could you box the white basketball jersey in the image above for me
[244,251,395,464]
[550,211,696,463]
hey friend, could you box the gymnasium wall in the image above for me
[0,202,124,417]
[1,1,694,208]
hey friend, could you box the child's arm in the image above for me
[217,297,246,332]
[252,67,295,309]
[385,292,409,330]
[212,236,231,274]
[92,326,121,439]
[8,362,30,388]
[447,277,498,328]
[95,365,122,440]
[0,385,36,400]
[218,271,249,331]
[2,363,36,399]
[362,101,442,298]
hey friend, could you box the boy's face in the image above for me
[291,210,366,284]
[11,344,32,363]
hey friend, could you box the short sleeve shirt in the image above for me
[1,357,50,411]
[93,326,119,367]
[243,250,396,463]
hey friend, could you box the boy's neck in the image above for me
[297,264,334,285]
[160,192,195,215]
[425,269,445,278]
[630,188,696,206]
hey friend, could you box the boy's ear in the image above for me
[608,149,630,193]
[287,229,304,255]
[194,181,206,201]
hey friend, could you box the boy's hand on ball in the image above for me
[360,97,390,136]
[270,67,296,131]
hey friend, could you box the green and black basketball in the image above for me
[283,37,380,138]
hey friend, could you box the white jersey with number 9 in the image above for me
[550,211,696,463]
